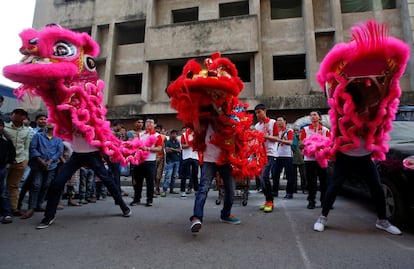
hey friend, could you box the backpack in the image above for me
[291,133,299,153]
[282,129,298,153]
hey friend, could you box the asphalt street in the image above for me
[1,184,414,269]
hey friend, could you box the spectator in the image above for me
[179,127,199,197]
[293,126,307,194]
[154,124,167,196]
[301,111,330,209]
[0,95,4,121]
[129,118,163,207]
[79,166,96,204]
[21,122,63,219]
[0,119,16,224]
[254,104,278,213]
[18,113,48,211]
[127,117,145,200]
[273,116,295,199]
[4,108,30,216]
[160,129,181,197]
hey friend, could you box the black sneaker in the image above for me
[307,201,316,209]
[1,216,13,224]
[122,207,131,217]
[36,216,56,229]
[145,201,153,207]
[129,200,140,206]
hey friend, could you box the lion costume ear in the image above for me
[80,32,100,57]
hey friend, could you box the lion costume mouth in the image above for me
[344,74,391,120]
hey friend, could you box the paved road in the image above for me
[2,186,414,269]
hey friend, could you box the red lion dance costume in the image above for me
[303,20,410,167]
[3,25,155,166]
[166,53,266,179]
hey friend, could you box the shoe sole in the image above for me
[191,223,202,232]
[36,217,56,229]
[122,209,132,217]
[220,219,241,225]
[375,224,402,235]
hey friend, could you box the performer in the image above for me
[166,53,266,232]
[303,20,410,235]
[3,24,157,228]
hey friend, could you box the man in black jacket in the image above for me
[0,119,16,224]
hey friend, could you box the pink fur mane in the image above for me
[167,53,266,179]
[3,25,155,166]
[307,20,410,166]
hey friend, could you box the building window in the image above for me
[270,0,302,19]
[54,0,75,4]
[382,0,396,9]
[169,64,184,83]
[71,27,92,36]
[273,54,306,80]
[114,74,142,95]
[233,60,251,82]
[115,20,145,45]
[340,0,396,13]
[340,0,371,12]
[219,1,249,18]
[172,7,198,23]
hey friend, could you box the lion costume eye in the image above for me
[29,37,38,45]
[53,41,76,57]
[84,55,96,71]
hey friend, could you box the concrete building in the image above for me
[29,0,414,129]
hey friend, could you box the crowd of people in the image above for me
[0,94,401,235]
[0,96,318,224]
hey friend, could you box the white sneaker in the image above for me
[376,219,402,235]
[313,216,327,232]
[180,192,187,198]
[191,218,202,232]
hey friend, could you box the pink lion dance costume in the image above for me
[166,53,266,179]
[3,25,155,166]
[303,20,410,167]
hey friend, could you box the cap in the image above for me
[12,108,28,116]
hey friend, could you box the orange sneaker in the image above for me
[263,201,274,213]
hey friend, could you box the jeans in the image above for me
[131,161,156,203]
[305,161,327,204]
[322,152,386,219]
[0,167,12,217]
[44,151,127,218]
[273,157,294,195]
[163,160,180,191]
[260,156,277,201]
[180,158,199,192]
[191,163,235,222]
[29,168,57,209]
[79,167,96,199]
